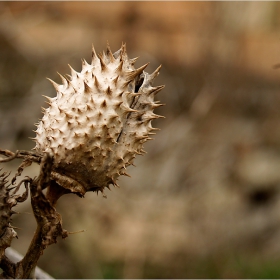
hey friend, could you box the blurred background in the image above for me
[1,1,280,278]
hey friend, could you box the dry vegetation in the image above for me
[1,2,280,278]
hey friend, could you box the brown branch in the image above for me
[15,153,68,279]
[0,149,42,164]
[0,150,17,162]
[0,151,69,278]
[0,254,16,278]
[5,247,54,279]
[0,149,43,186]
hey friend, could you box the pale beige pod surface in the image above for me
[34,43,165,196]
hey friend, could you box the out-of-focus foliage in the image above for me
[1,2,280,278]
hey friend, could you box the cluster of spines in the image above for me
[34,43,165,194]
[0,170,18,253]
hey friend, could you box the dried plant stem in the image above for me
[17,154,68,278]
[0,149,41,163]
[0,151,68,278]
[17,227,45,278]
[5,248,54,279]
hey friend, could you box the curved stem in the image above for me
[15,153,68,278]
[17,226,43,279]
[5,247,54,279]
[0,151,70,278]
[0,149,41,163]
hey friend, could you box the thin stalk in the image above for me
[17,226,44,279]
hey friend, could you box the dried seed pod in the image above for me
[34,43,165,196]
[0,171,18,257]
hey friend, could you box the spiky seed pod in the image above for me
[0,171,18,257]
[34,43,165,196]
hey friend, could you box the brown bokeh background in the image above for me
[1,1,280,278]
